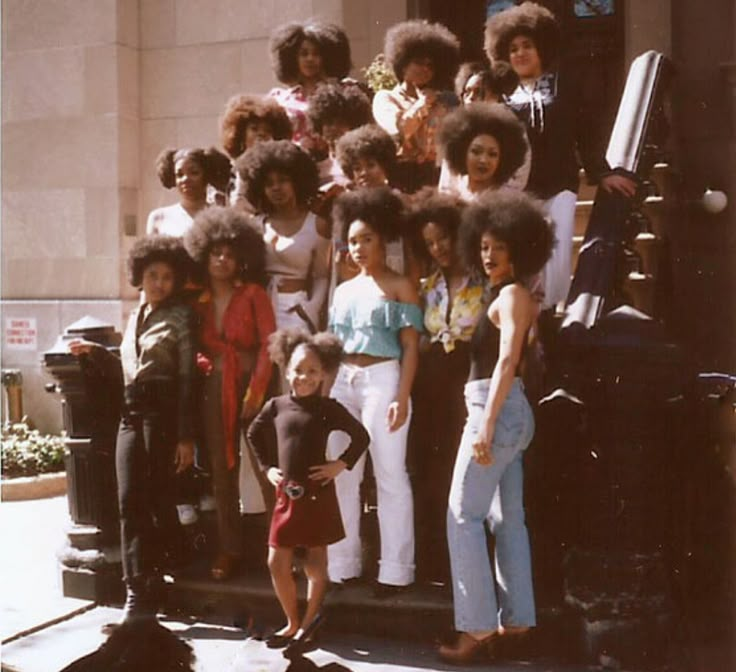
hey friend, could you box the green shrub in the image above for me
[1,420,66,478]
[363,53,398,93]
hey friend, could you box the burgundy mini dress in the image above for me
[247,393,370,549]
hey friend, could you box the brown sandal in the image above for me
[438,632,495,664]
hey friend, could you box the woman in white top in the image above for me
[236,140,330,333]
[146,147,231,237]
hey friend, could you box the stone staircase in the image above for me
[571,163,676,317]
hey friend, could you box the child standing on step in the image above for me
[247,329,370,647]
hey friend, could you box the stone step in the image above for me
[573,194,666,238]
[572,231,660,277]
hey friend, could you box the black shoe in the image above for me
[372,582,411,599]
[266,633,295,649]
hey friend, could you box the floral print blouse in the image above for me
[420,269,485,353]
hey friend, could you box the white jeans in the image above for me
[541,189,577,309]
[327,360,415,586]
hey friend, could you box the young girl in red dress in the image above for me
[247,329,369,647]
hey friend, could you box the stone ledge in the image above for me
[1,472,67,501]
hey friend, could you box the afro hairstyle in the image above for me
[459,190,554,280]
[307,83,372,134]
[405,187,465,265]
[267,328,344,374]
[335,124,397,181]
[155,147,232,193]
[332,186,405,243]
[183,206,267,286]
[127,234,191,291]
[220,94,293,159]
[384,20,461,90]
[437,102,527,185]
[269,20,352,84]
[234,140,319,213]
[485,1,560,71]
[455,60,519,99]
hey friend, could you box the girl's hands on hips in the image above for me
[386,398,408,432]
[472,426,494,467]
[267,467,284,487]
[309,460,347,485]
[175,441,195,473]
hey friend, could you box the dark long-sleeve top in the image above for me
[194,282,276,469]
[506,71,610,200]
[247,394,370,483]
[115,299,196,441]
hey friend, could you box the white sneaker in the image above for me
[176,504,198,526]
[199,494,217,512]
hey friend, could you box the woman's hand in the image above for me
[308,460,347,485]
[472,426,494,467]
[68,339,98,356]
[174,441,195,474]
[600,174,638,198]
[386,398,409,432]
[267,467,284,487]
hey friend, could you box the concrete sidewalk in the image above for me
[0,496,89,642]
[1,605,602,672]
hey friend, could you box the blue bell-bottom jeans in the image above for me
[447,377,536,633]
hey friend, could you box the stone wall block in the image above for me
[118,117,141,189]
[3,0,117,52]
[116,0,140,48]
[141,43,242,119]
[84,45,119,116]
[84,188,121,257]
[3,118,119,191]
[140,0,176,49]
[238,40,277,93]
[2,259,120,301]
[3,48,85,122]
[174,0,314,45]
[3,189,87,260]
[117,46,140,120]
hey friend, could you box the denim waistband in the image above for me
[340,359,400,384]
[464,377,525,405]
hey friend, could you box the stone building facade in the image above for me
[2,0,735,432]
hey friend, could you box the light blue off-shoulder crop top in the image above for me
[329,288,424,360]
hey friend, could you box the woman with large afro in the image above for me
[405,188,485,584]
[69,235,195,623]
[306,82,373,186]
[372,20,460,193]
[268,20,352,158]
[486,1,636,311]
[185,207,276,580]
[235,140,330,335]
[219,94,293,212]
[147,147,231,236]
[437,102,528,202]
[326,187,422,595]
[439,191,554,663]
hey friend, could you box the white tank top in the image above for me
[258,212,320,282]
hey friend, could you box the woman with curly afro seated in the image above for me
[184,208,277,580]
[69,236,195,623]
[268,20,352,158]
[486,1,636,310]
[437,102,528,202]
[326,187,422,595]
[439,192,553,664]
[372,20,460,193]
[219,94,293,212]
[236,140,330,335]
[146,147,231,237]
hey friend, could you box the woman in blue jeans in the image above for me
[439,190,553,664]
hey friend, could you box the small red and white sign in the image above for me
[5,318,37,351]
